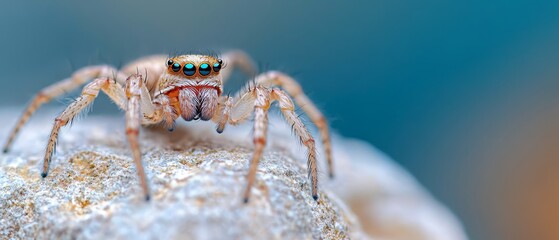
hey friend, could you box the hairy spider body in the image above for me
[3,50,333,203]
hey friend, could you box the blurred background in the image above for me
[1,1,559,239]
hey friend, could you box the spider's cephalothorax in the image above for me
[158,55,224,122]
[3,50,334,203]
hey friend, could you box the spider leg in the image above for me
[271,89,318,200]
[241,87,271,203]
[3,65,127,153]
[244,71,334,178]
[220,50,258,84]
[125,74,161,201]
[229,86,320,203]
[41,76,126,177]
[41,74,162,202]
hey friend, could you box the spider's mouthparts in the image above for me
[178,87,218,122]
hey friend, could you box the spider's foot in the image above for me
[312,194,319,201]
[243,197,249,204]
[216,126,225,134]
[2,148,8,154]
[167,121,176,132]
[40,172,48,178]
[145,194,151,202]
[329,172,335,179]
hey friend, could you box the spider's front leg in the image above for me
[42,73,162,201]
[42,76,127,177]
[243,87,271,204]
[124,74,155,201]
[3,65,126,153]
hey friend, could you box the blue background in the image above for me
[2,1,559,239]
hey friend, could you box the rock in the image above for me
[0,110,365,240]
[322,139,468,240]
[0,109,467,240]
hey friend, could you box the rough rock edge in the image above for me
[0,112,366,239]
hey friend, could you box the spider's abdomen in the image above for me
[166,86,219,121]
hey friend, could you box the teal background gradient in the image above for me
[2,1,559,239]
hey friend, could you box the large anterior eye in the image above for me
[171,63,181,72]
[199,63,211,76]
[183,63,196,76]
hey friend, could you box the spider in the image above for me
[2,50,333,203]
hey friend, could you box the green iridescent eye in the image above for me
[199,63,211,76]
[183,63,195,76]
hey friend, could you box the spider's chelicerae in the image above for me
[2,50,333,203]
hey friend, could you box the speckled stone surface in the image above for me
[0,112,365,240]
[0,109,467,240]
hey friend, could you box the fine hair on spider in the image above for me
[3,49,335,203]
[168,49,220,62]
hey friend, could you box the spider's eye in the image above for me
[199,63,211,76]
[167,59,174,66]
[213,61,221,72]
[183,63,196,76]
[171,63,181,72]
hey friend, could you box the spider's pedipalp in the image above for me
[153,94,179,131]
[212,96,233,133]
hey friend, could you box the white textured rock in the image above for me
[0,109,467,240]
[324,139,467,240]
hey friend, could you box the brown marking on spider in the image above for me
[2,50,334,203]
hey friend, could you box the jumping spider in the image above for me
[3,50,333,203]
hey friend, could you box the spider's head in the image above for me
[164,55,223,82]
[158,55,224,121]
[159,54,224,97]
